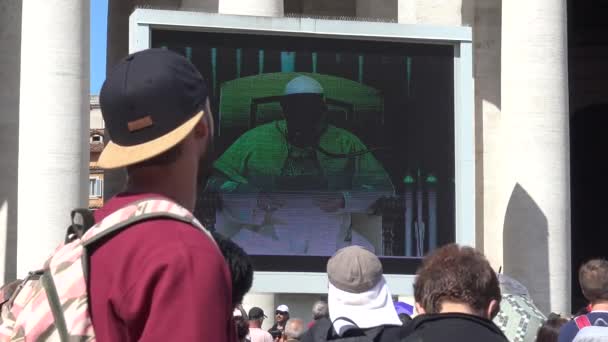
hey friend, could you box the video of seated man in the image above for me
[209,75,394,256]
[161,37,457,258]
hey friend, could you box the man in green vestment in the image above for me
[209,75,394,255]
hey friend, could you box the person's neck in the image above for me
[439,302,481,317]
[590,301,608,311]
[249,322,262,329]
[126,166,197,211]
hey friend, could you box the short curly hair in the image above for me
[579,259,608,303]
[413,244,501,317]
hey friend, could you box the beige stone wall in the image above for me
[90,108,104,129]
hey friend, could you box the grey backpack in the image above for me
[573,315,608,342]
[303,317,404,342]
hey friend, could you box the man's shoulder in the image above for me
[249,327,272,334]
[559,319,580,342]
[93,194,220,262]
[249,327,273,339]
[322,125,366,149]
[244,121,283,137]
[325,124,359,139]
[402,313,508,342]
[588,312,608,326]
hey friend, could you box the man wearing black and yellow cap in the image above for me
[91,49,236,341]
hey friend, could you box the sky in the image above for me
[90,0,108,95]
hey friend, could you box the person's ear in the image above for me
[194,98,213,138]
[487,299,499,319]
[415,302,426,315]
[193,112,211,139]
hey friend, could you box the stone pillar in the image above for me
[242,293,276,330]
[0,0,22,282]
[17,0,90,276]
[219,0,283,17]
[397,0,416,23]
[502,0,570,313]
[473,0,503,267]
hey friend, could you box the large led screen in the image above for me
[152,29,455,271]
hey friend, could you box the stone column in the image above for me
[397,0,416,23]
[502,0,570,313]
[219,0,283,17]
[0,0,22,282]
[17,0,90,275]
[473,0,503,267]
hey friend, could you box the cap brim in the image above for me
[98,111,204,169]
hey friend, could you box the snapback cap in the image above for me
[248,307,268,320]
[98,48,208,169]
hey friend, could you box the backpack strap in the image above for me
[79,198,214,280]
[575,315,593,330]
[81,198,210,246]
[329,317,385,341]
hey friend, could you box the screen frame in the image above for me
[129,8,474,296]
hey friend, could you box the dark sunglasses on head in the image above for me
[276,311,288,315]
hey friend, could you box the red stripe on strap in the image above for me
[575,315,592,330]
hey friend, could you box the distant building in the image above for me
[89,96,105,210]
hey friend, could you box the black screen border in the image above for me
[151,28,456,276]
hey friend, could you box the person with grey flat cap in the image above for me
[302,246,407,342]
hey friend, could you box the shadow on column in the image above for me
[503,183,550,313]
[462,0,502,250]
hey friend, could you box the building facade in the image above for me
[1,0,606,324]
[89,96,105,210]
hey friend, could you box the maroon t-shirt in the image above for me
[89,193,236,341]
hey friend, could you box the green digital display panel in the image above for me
[152,30,455,260]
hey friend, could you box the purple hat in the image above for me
[394,301,414,316]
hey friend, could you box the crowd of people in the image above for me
[90,48,608,342]
[228,248,608,342]
[1,48,606,341]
